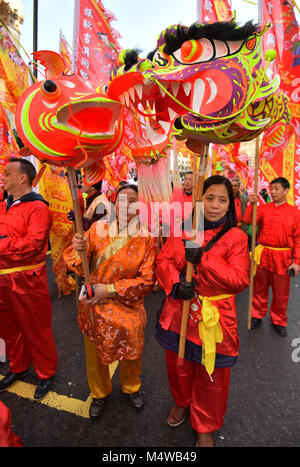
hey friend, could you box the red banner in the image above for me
[0,103,19,171]
[59,30,73,71]
[197,0,232,22]
[72,1,136,182]
[259,0,300,207]
[72,0,121,85]
[0,102,20,190]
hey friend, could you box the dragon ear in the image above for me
[32,50,67,78]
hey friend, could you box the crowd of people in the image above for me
[0,157,299,447]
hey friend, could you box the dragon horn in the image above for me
[32,50,67,79]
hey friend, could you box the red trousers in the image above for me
[252,266,290,327]
[0,401,23,447]
[0,280,57,379]
[165,350,231,434]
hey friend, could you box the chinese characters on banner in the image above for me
[197,0,233,23]
[72,0,137,183]
[72,0,121,85]
[259,0,300,208]
[0,25,29,113]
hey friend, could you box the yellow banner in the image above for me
[0,25,29,112]
[39,165,77,296]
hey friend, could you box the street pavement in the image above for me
[0,257,300,448]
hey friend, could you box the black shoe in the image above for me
[34,377,53,400]
[251,318,262,329]
[272,324,287,337]
[0,369,30,392]
[128,390,144,411]
[89,397,106,420]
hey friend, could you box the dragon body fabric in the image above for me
[15,51,123,175]
[108,20,291,157]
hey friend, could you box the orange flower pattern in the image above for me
[64,221,156,365]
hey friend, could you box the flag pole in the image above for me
[67,168,94,328]
[247,136,260,330]
[178,142,209,365]
[33,0,38,79]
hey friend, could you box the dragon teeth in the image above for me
[192,79,205,113]
[206,77,217,104]
[134,83,143,100]
[183,81,192,96]
[123,91,130,107]
[159,85,166,98]
[171,82,180,97]
[128,87,135,102]
[158,120,171,132]
[168,107,177,121]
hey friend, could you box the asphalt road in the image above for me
[0,257,300,449]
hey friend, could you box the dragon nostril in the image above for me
[42,80,57,93]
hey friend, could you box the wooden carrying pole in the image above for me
[178,143,209,365]
[67,167,94,328]
[247,137,260,330]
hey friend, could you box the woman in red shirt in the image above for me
[155,175,250,447]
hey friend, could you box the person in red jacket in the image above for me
[0,158,57,399]
[231,178,248,232]
[155,175,250,447]
[243,177,300,336]
[181,171,194,220]
[0,401,23,447]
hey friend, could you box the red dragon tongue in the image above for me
[69,107,113,133]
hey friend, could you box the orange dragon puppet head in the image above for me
[15,51,123,171]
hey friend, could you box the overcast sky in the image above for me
[20,0,262,61]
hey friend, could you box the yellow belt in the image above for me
[0,261,46,276]
[253,244,291,275]
[197,293,232,377]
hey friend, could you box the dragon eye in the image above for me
[173,38,244,65]
[41,80,61,99]
[42,80,57,92]
[173,38,214,64]
[181,40,204,62]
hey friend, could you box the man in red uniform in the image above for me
[0,158,57,399]
[182,171,193,201]
[243,177,300,336]
[231,179,247,231]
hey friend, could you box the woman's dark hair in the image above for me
[202,175,237,252]
[110,183,138,224]
[114,183,138,201]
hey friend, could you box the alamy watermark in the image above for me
[98,196,204,246]
[291,338,300,363]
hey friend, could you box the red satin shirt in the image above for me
[155,226,250,357]
[243,201,300,274]
[0,196,52,291]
